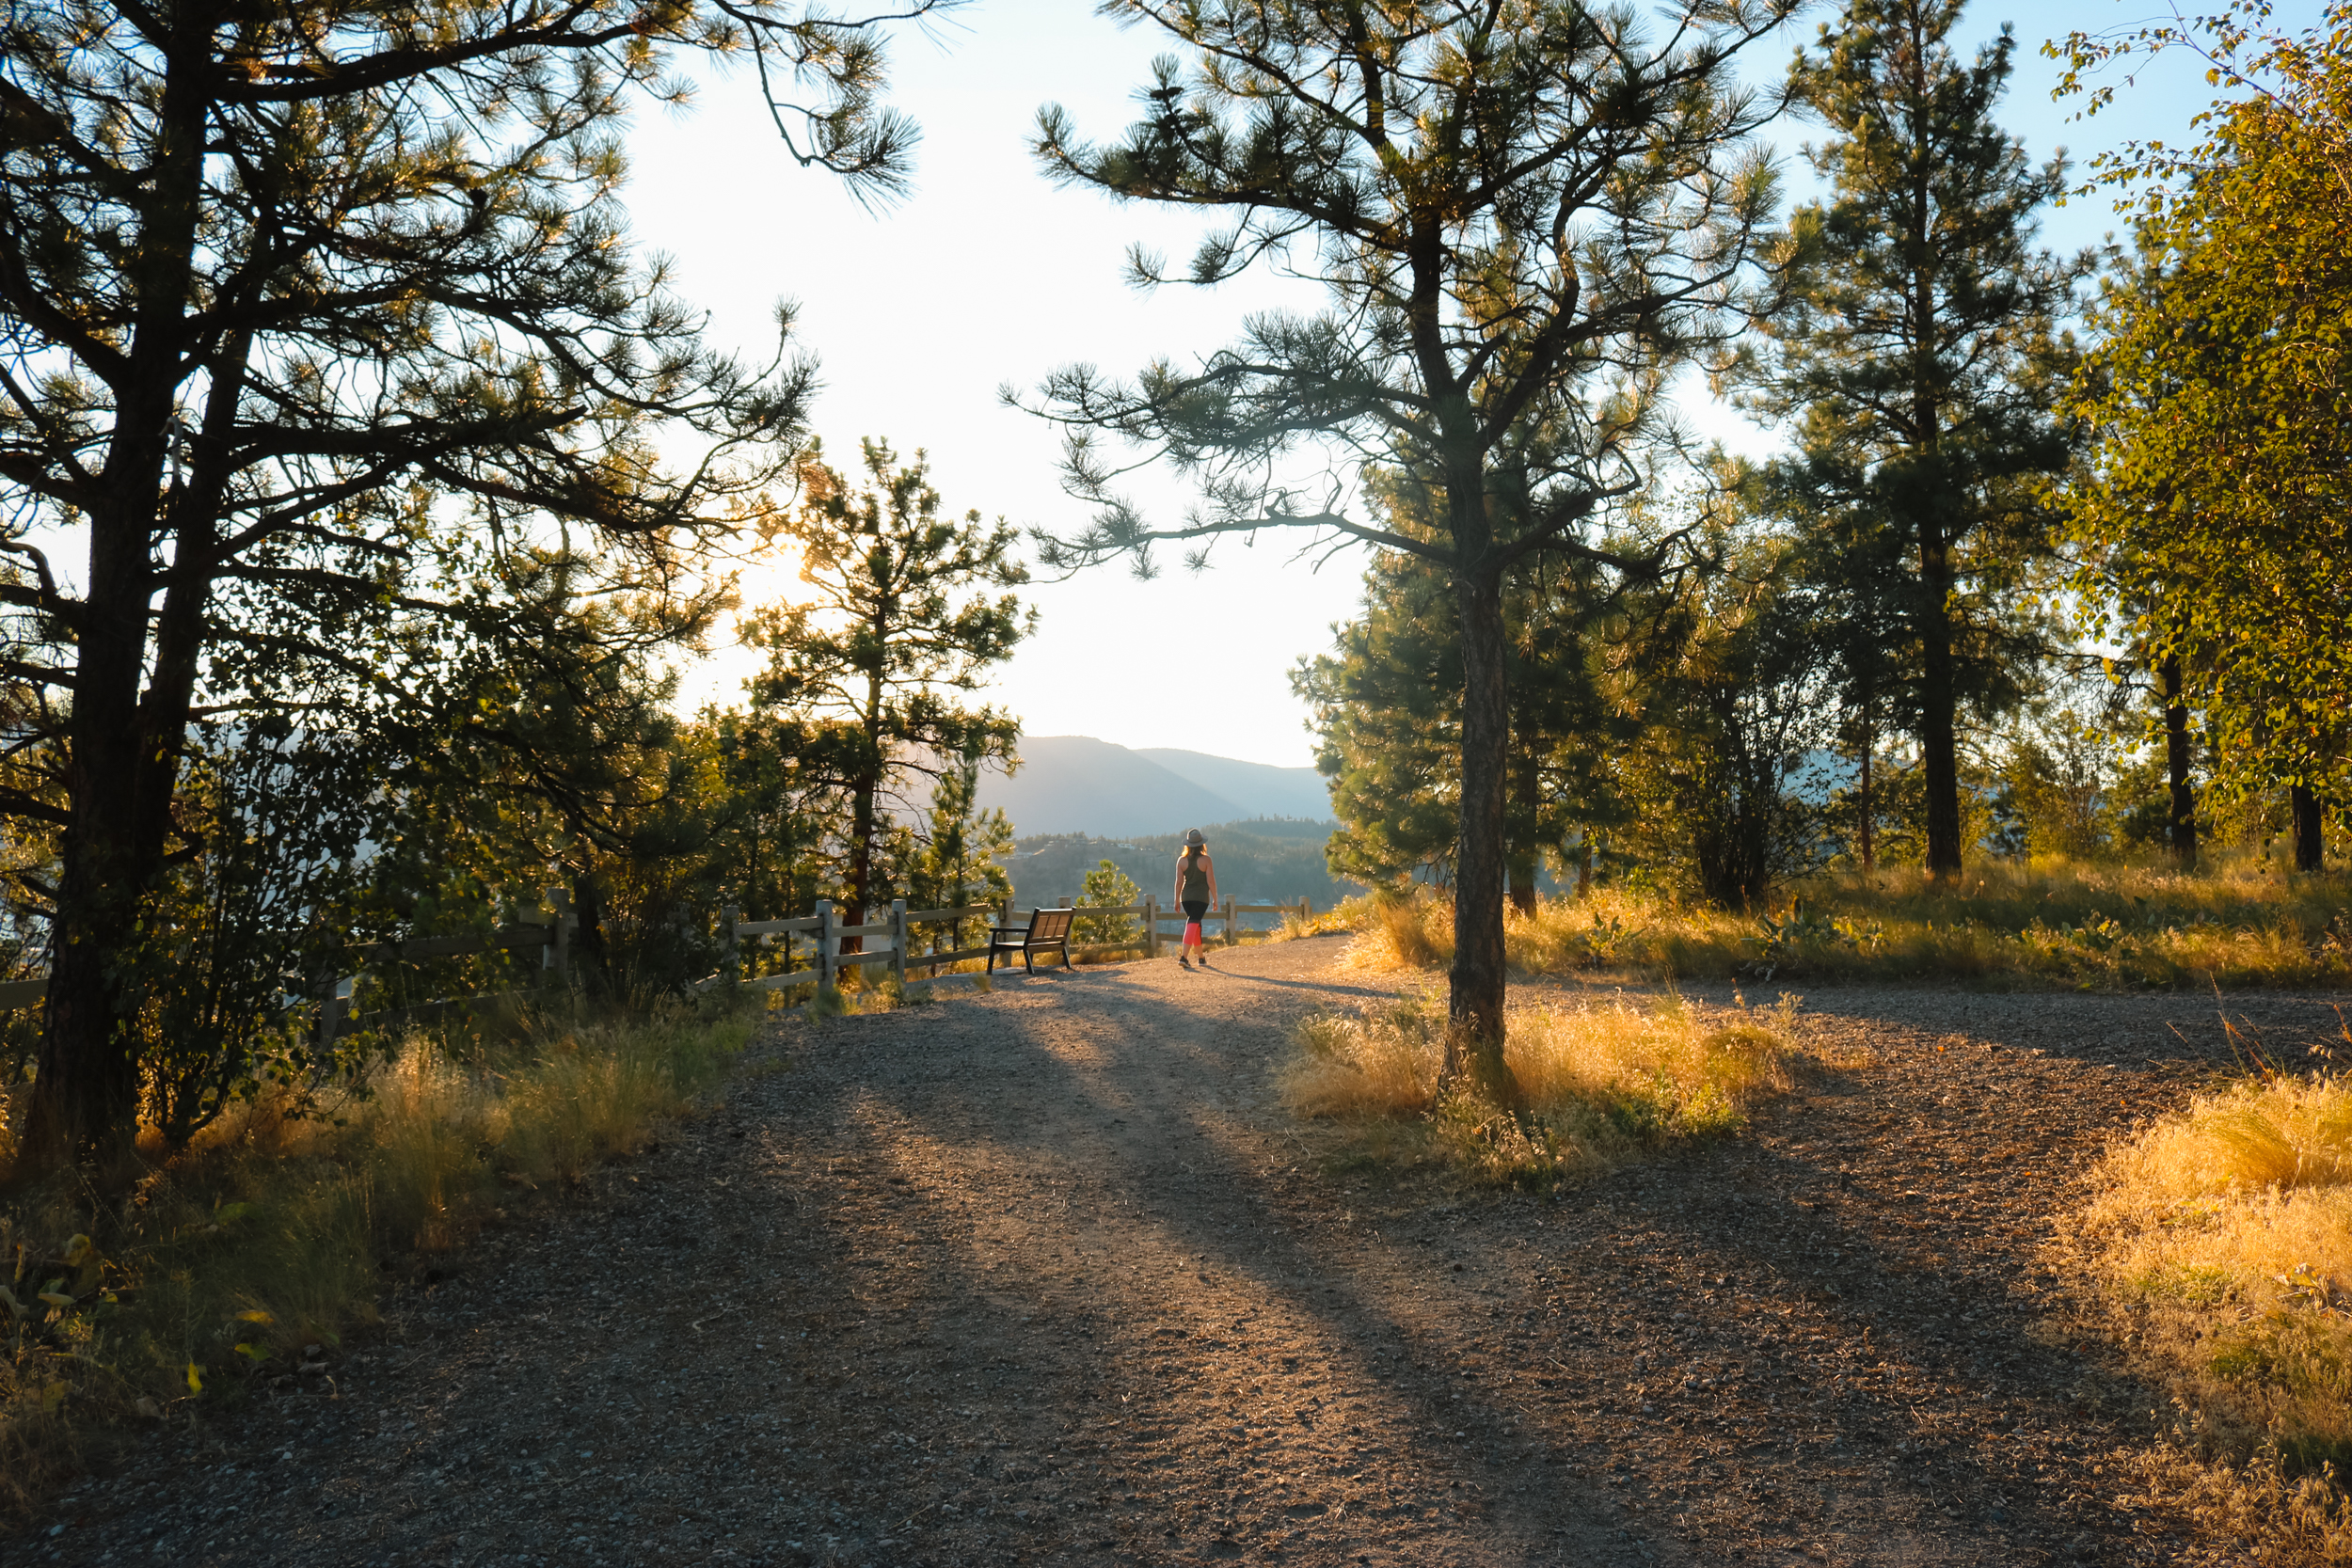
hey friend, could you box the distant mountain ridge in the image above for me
[973,736,1332,838]
[1134,748,1335,823]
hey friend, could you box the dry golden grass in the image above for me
[2071,1060,2352,1512]
[1336,859,2352,991]
[1281,988,1794,1187]
[2125,1432,2352,1567]
[0,996,756,1523]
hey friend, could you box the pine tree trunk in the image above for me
[1446,559,1518,1109]
[1508,744,1538,916]
[2292,784,2324,872]
[1857,698,1875,872]
[1917,517,1964,879]
[17,528,153,1176]
[845,773,877,956]
[2160,654,2198,870]
[10,45,213,1182]
[570,870,612,997]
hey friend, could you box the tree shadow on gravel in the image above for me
[746,951,1664,1565]
[722,955,2227,1566]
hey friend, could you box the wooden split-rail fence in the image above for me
[0,891,1320,1042]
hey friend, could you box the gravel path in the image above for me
[19,937,2352,1567]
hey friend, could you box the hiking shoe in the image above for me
[1179,956,1192,970]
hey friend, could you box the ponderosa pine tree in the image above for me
[1294,475,1627,909]
[0,0,946,1179]
[1607,516,1838,906]
[1018,0,1790,1102]
[1744,0,2086,879]
[908,753,1015,954]
[743,441,1031,940]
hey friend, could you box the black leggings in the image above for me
[1182,900,1209,930]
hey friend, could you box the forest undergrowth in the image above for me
[1346,859,2352,991]
[0,996,758,1524]
[1280,988,1799,1187]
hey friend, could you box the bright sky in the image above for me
[634,0,2232,768]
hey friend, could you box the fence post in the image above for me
[313,969,344,1056]
[547,885,573,990]
[1144,895,1158,958]
[1224,897,1236,948]
[722,905,740,990]
[890,898,908,989]
[1298,897,1310,929]
[817,899,836,993]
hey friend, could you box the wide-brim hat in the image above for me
[1184,828,1206,846]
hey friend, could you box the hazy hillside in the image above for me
[1134,748,1333,824]
[974,736,1332,838]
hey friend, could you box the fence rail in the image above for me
[0,891,1321,1035]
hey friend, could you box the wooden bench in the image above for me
[987,907,1075,974]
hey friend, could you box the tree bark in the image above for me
[1917,516,1963,879]
[570,869,613,997]
[18,511,154,1175]
[1446,558,1518,1109]
[1857,697,1875,872]
[2292,784,2324,872]
[846,647,886,955]
[844,769,876,956]
[2160,654,2198,870]
[9,28,215,1180]
[1508,742,1539,916]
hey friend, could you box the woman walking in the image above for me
[1173,829,1218,971]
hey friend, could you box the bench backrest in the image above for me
[1028,908,1074,942]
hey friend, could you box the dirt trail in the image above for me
[24,938,2352,1567]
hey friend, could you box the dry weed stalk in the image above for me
[2128,1424,2352,1566]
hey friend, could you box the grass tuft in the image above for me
[2126,1431,2352,1566]
[2072,1065,2352,1486]
[1281,989,1795,1188]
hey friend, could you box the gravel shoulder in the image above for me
[20,939,2351,1567]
